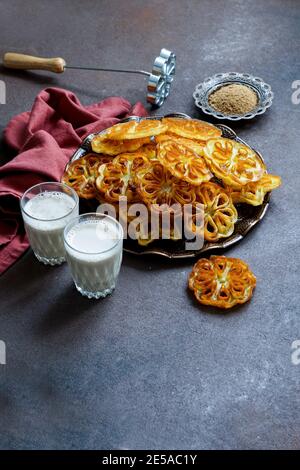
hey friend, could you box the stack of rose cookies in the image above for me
[62,117,281,309]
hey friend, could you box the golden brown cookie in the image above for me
[62,153,112,199]
[136,160,196,207]
[226,174,281,206]
[91,136,151,155]
[157,140,212,186]
[155,134,206,156]
[96,119,167,141]
[95,152,149,204]
[193,182,238,241]
[162,117,221,141]
[203,138,266,188]
[140,143,157,161]
[189,256,256,309]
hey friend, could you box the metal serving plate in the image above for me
[69,113,270,259]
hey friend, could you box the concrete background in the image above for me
[0,0,299,449]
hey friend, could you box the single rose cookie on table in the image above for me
[188,255,256,309]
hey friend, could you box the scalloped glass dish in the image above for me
[193,72,273,121]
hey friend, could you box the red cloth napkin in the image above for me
[0,87,148,275]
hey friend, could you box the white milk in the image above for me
[22,192,78,263]
[64,218,123,297]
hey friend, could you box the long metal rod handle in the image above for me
[3,53,151,77]
[65,65,151,77]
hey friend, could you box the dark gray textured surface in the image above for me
[0,0,299,450]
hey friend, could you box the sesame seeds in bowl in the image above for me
[193,72,274,121]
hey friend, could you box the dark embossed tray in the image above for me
[69,113,270,259]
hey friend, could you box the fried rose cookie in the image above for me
[157,140,212,186]
[226,174,281,206]
[91,136,151,155]
[96,119,168,141]
[135,159,196,207]
[203,138,266,188]
[95,152,149,204]
[193,182,238,241]
[155,134,206,156]
[62,153,112,199]
[162,117,221,141]
[189,255,256,309]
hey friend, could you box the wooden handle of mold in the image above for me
[3,53,66,73]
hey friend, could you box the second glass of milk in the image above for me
[21,182,79,265]
[64,213,123,299]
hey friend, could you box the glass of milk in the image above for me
[21,182,79,265]
[63,213,123,299]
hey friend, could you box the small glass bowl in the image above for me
[193,72,273,121]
